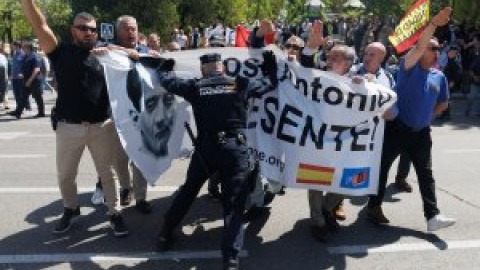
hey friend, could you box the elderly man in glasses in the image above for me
[283,36,305,62]
[299,21,358,242]
[367,7,455,232]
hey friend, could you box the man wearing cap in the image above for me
[154,51,277,270]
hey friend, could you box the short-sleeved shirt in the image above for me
[47,43,110,122]
[395,59,449,129]
[21,53,42,88]
[11,51,25,79]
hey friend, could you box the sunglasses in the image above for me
[74,25,98,33]
[285,43,302,51]
[428,46,441,52]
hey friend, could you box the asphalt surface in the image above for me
[0,91,480,270]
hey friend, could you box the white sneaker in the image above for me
[427,214,455,232]
[91,187,104,205]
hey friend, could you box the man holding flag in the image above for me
[367,6,456,232]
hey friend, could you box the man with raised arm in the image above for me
[19,0,128,237]
[366,7,456,232]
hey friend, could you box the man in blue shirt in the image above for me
[8,40,44,118]
[10,41,30,111]
[367,7,456,232]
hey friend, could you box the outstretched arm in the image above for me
[404,7,452,70]
[19,0,58,54]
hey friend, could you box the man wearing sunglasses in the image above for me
[367,7,456,232]
[283,36,304,62]
[19,0,128,237]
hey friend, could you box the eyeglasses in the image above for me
[284,43,302,51]
[428,46,441,52]
[74,25,98,33]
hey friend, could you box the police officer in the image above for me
[155,52,277,270]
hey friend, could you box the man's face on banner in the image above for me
[128,66,176,158]
[139,81,176,157]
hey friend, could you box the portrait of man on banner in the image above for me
[126,63,177,158]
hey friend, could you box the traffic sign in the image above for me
[100,23,114,40]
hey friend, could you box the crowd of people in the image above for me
[4,1,478,270]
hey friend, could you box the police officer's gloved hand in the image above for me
[157,58,176,73]
[260,50,278,87]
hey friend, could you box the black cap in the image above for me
[200,53,221,65]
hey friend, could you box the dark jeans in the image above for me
[0,82,6,103]
[396,153,411,179]
[162,133,250,262]
[15,84,44,115]
[12,79,30,110]
[368,119,440,220]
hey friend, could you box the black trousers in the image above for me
[368,119,440,220]
[16,84,44,115]
[162,133,251,261]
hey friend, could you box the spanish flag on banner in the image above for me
[296,163,335,186]
[389,0,430,54]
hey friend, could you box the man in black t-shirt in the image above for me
[19,0,128,237]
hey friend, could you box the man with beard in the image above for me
[19,0,128,236]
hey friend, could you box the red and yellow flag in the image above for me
[389,0,430,54]
[296,163,335,186]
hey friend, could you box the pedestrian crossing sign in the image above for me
[100,23,114,40]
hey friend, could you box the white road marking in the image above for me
[0,132,28,140]
[0,186,179,193]
[0,154,47,158]
[24,134,55,138]
[444,149,480,154]
[0,250,248,264]
[328,240,480,255]
[0,132,54,139]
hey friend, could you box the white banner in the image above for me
[99,46,396,195]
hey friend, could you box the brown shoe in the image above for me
[367,206,390,224]
[333,203,346,221]
[310,225,330,242]
[394,177,413,193]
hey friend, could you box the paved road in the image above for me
[1,92,480,270]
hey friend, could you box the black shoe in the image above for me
[394,177,413,193]
[207,188,222,201]
[120,188,132,206]
[244,206,264,222]
[135,199,153,214]
[155,233,175,252]
[109,213,129,237]
[34,113,46,118]
[367,206,390,224]
[223,258,239,270]
[310,225,330,242]
[7,111,21,119]
[53,207,80,234]
[325,213,341,232]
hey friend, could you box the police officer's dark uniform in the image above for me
[155,52,277,270]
